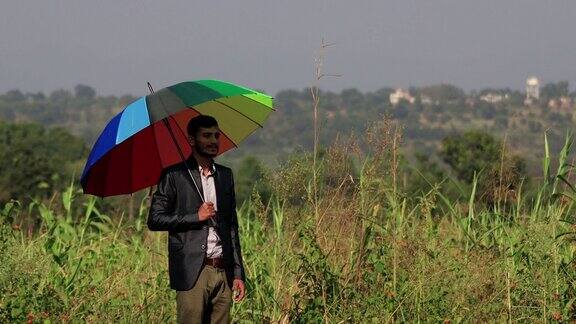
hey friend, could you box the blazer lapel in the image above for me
[214,166,225,212]
[183,158,204,202]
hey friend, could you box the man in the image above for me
[148,115,246,323]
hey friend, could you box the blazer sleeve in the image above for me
[147,169,202,231]
[229,171,246,281]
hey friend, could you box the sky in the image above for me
[1,0,575,97]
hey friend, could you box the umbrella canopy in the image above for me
[81,79,273,197]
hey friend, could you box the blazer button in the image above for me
[201,244,206,250]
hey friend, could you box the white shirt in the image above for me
[199,164,223,258]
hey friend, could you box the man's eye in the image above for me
[215,133,221,139]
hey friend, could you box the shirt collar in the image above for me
[198,163,216,177]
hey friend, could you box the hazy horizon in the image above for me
[1,1,575,97]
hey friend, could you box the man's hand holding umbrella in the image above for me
[198,202,216,221]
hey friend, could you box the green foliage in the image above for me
[3,89,25,102]
[541,81,570,99]
[268,151,315,206]
[440,130,502,182]
[0,86,124,147]
[74,84,96,100]
[0,122,87,202]
[0,188,173,322]
[234,155,271,204]
[403,152,448,197]
[288,222,343,323]
[439,130,528,205]
[417,84,466,102]
[0,134,575,321]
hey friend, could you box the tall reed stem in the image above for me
[310,39,338,223]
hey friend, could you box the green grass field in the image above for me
[1,134,575,323]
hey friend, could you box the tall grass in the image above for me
[1,131,575,322]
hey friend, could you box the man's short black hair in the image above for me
[187,115,218,137]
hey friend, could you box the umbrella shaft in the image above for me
[160,118,202,199]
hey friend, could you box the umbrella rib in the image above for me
[213,99,264,128]
[221,130,239,148]
[185,107,239,148]
[167,114,193,150]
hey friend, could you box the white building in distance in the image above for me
[390,88,415,105]
[480,92,509,104]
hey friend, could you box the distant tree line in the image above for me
[1,82,575,206]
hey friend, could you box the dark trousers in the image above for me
[176,265,232,324]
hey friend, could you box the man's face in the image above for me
[190,126,220,158]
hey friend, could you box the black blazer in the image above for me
[147,157,246,291]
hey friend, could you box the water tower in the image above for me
[526,77,540,100]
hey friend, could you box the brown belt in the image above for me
[204,257,225,269]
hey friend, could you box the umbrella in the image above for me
[80,79,273,197]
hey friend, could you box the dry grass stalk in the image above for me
[310,38,339,227]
